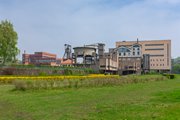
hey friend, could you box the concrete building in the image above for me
[117,43,142,74]
[72,43,105,70]
[116,40,171,72]
[99,42,144,74]
[99,49,118,74]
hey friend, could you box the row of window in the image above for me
[119,52,140,56]
[119,58,141,61]
[145,48,164,51]
[150,55,164,57]
[151,64,165,66]
[145,44,164,46]
[150,59,165,62]
[35,60,57,63]
[133,48,140,50]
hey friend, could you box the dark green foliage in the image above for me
[172,57,180,74]
[162,73,175,79]
[38,71,47,76]
[64,68,73,75]
[52,69,58,74]
[172,64,180,74]
[0,66,96,76]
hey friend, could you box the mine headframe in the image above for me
[63,44,72,60]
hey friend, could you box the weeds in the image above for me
[12,75,168,91]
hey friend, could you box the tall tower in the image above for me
[98,43,105,59]
[63,44,72,60]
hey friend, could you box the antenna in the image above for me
[137,38,139,43]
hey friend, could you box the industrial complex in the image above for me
[22,39,171,75]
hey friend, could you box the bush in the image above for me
[13,80,27,91]
[162,73,175,79]
[39,71,47,76]
[52,69,58,74]
[64,69,73,75]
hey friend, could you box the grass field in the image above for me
[0,75,179,120]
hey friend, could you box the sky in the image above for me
[0,0,180,59]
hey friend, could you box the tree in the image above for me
[172,64,180,74]
[172,57,180,74]
[0,20,19,65]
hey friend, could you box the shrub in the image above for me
[13,80,27,91]
[52,69,58,75]
[39,71,47,76]
[162,73,175,79]
[64,69,73,75]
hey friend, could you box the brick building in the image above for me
[22,52,72,66]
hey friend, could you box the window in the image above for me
[137,52,140,55]
[145,44,164,46]
[137,48,140,50]
[133,52,135,55]
[119,53,121,56]
[150,55,164,57]
[145,48,164,51]
[124,52,126,56]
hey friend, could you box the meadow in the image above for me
[0,74,179,120]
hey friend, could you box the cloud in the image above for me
[0,0,179,58]
[152,0,180,4]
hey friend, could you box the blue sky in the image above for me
[0,0,180,58]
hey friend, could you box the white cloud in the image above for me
[145,0,180,5]
[155,0,180,4]
[0,0,179,58]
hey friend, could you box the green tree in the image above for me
[0,20,19,65]
[172,57,180,74]
[172,64,180,73]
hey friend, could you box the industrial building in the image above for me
[72,43,105,70]
[71,41,148,74]
[73,39,171,74]
[22,39,171,75]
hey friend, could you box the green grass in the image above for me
[0,75,179,120]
